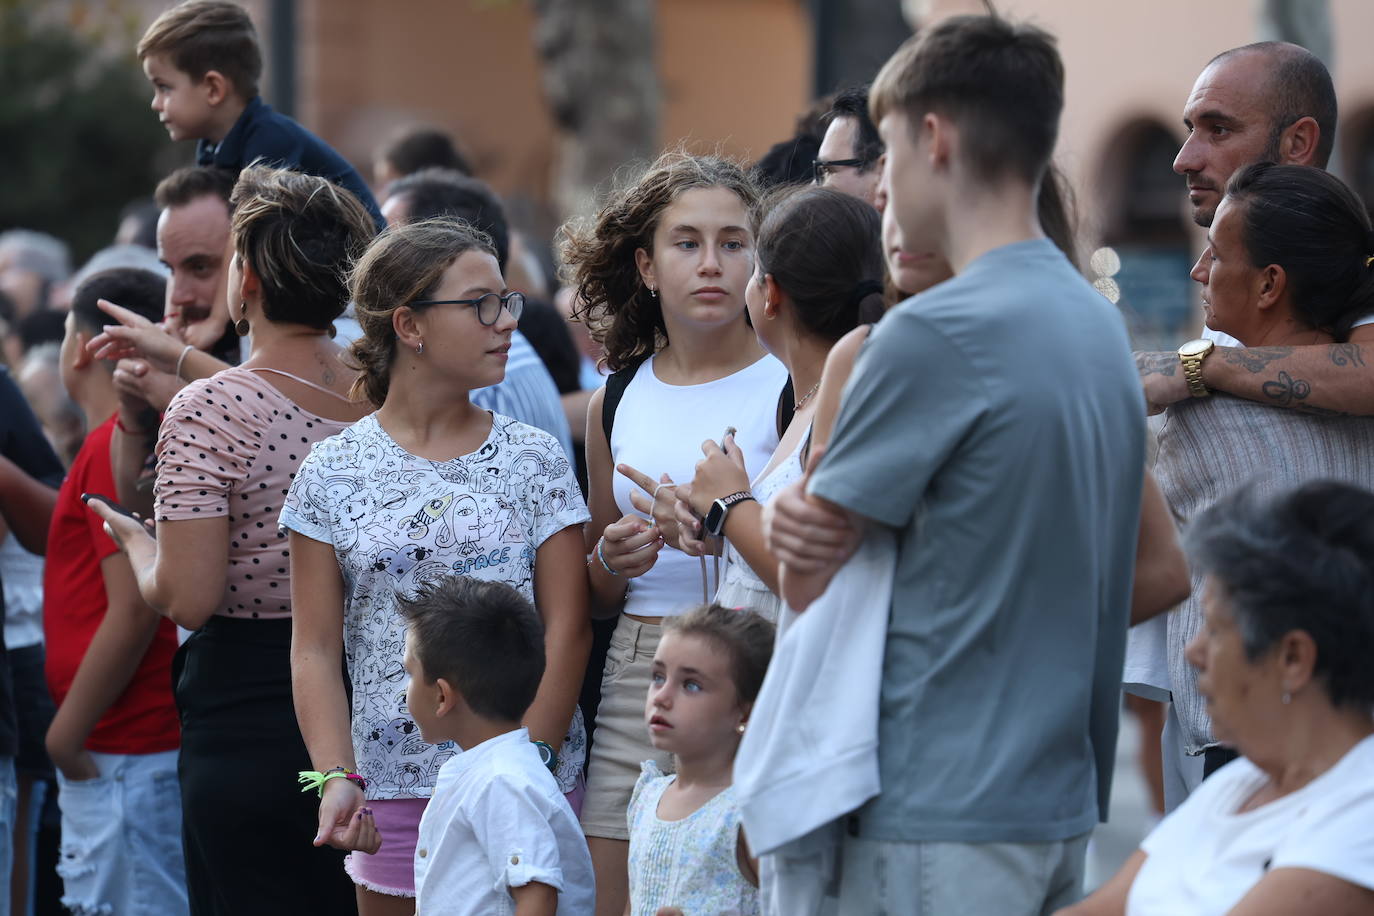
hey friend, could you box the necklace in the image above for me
[794,381,820,411]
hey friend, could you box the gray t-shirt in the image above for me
[810,239,1144,844]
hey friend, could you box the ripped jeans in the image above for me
[56,750,187,916]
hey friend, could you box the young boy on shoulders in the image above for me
[400,576,594,916]
[136,0,384,229]
[44,268,187,914]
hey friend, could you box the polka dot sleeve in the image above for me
[153,376,259,522]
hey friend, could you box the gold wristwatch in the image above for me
[1177,338,1215,398]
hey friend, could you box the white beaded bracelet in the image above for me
[174,344,194,381]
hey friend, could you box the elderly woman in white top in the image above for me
[1060,480,1374,916]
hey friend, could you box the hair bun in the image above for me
[850,279,884,306]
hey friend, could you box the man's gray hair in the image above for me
[0,230,72,283]
[70,245,169,294]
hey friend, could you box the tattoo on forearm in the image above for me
[1261,370,1311,406]
[1257,370,1347,415]
[1135,351,1176,377]
[1329,343,1367,368]
[1219,346,1295,373]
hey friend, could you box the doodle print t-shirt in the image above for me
[280,412,590,799]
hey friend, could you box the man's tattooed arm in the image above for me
[1216,346,1294,374]
[1204,344,1372,416]
[1135,351,1177,377]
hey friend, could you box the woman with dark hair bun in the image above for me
[676,185,884,621]
[1194,161,1374,345]
[1137,163,1374,811]
[87,165,377,915]
[1062,480,1374,916]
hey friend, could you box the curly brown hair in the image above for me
[558,151,759,372]
[346,218,496,407]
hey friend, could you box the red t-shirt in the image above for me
[43,416,180,754]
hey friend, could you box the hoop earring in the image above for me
[415,339,424,356]
[233,301,250,337]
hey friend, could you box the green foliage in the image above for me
[0,0,191,263]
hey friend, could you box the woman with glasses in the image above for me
[86,165,376,914]
[281,218,591,914]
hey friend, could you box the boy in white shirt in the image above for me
[400,576,594,916]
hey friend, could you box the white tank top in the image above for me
[610,352,788,617]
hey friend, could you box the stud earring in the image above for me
[233,301,250,337]
[1281,691,1291,705]
[649,286,658,299]
[416,340,424,356]
[736,723,746,735]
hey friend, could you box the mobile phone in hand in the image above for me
[82,493,156,539]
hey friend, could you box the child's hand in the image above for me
[336,805,381,855]
[314,779,380,853]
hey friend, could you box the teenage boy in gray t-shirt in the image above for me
[766,16,1145,915]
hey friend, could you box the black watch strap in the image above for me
[706,491,755,537]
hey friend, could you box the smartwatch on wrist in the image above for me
[704,491,756,537]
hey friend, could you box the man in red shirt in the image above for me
[43,267,186,915]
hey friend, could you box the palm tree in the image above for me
[532,0,660,220]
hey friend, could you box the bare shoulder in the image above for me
[824,325,873,379]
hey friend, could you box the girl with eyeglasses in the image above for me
[282,218,592,914]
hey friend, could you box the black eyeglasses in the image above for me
[813,158,867,185]
[410,290,525,326]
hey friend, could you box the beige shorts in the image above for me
[580,615,674,840]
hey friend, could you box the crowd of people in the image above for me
[0,1,1371,914]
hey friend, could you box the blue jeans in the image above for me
[0,755,16,907]
[56,749,187,916]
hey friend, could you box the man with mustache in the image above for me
[101,166,242,514]
[1138,41,1374,413]
[156,167,240,363]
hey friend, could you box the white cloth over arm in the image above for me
[733,527,895,915]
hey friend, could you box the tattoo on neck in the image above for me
[1221,347,1295,374]
[1330,343,1367,368]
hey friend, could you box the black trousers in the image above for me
[173,616,357,915]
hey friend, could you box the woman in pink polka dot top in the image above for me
[88,165,377,915]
